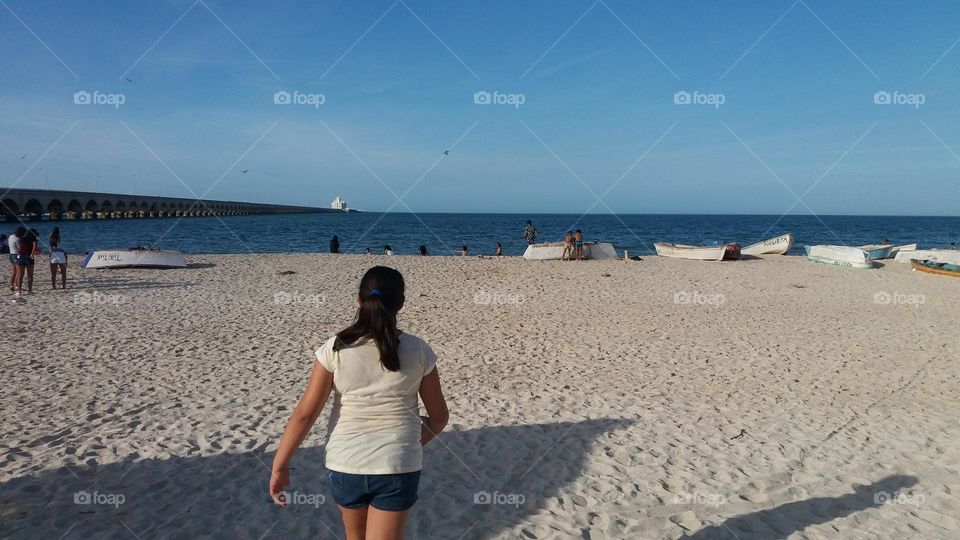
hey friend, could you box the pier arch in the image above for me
[1,199,18,220]
[47,199,64,215]
[85,200,99,213]
[101,201,113,214]
[115,201,127,212]
[24,199,43,217]
[67,199,83,214]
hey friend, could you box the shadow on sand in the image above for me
[685,474,918,540]
[1,418,630,539]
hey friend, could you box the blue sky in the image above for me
[1,0,959,214]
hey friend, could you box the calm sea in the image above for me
[9,213,959,256]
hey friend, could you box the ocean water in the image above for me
[7,213,959,256]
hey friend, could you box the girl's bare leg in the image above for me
[51,264,57,289]
[365,507,411,540]
[338,505,368,540]
[60,264,67,288]
[26,265,34,292]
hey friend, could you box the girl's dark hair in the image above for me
[334,266,405,371]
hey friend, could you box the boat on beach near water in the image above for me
[859,244,896,260]
[654,243,734,261]
[894,249,960,265]
[805,245,873,269]
[891,243,918,255]
[741,233,794,256]
[911,260,960,278]
[82,247,187,269]
[522,241,617,260]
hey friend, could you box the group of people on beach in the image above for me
[3,226,67,301]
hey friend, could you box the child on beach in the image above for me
[495,243,502,256]
[270,266,448,539]
[574,229,584,261]
[562,231,573,261]
[460,245,468,256]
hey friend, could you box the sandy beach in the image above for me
[1,253,958,539]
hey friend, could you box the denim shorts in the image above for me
[328,470,420,511]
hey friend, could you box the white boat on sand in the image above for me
[894,249,960,265]
[805,245,873,269]
[654,243,728,261]
[522,242,617,260]
[742,233,794,256]
[82,247,187,269]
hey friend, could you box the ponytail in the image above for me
[334,266,405,371]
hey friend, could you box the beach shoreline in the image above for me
[2,254,958,539]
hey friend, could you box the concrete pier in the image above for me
[0,188,339,221]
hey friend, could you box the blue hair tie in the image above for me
[367,288,382,297]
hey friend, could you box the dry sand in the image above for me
[1,254,958,539]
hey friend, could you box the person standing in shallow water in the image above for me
[330,235,340,254]
[270,266,449,540]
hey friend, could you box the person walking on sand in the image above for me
[8,227,24,294]
[49,227,61,249]
[50,245,67,289]
[523,220,539,245]
[330,235,341,254]
[22,229,40,293]
[270,266,449,540]
[574,229,584,261]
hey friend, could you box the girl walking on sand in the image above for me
[270,266,449,540]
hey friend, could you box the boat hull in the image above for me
[859,244,896,260]
[805,245,873,269]
[742,233,793,256]
[894,249,960,265]
[82,249,187,269]
[654,243,727,261]
[911,260,960,278]
[522,242,617,261]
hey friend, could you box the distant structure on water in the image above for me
[0,187,340,222]
[331,196,347,211]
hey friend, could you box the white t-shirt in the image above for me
[316,332,437,474]
[8,235,19,255]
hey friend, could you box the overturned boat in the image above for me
[742,233,794,256]
[82,247,187,269]
[522,241,617,260]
